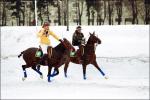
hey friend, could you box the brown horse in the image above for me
[18,38,75,82]
[64,32,108,80]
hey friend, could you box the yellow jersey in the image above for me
[37,28,60,45]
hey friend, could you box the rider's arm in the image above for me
[73,33,77,40]
[37,29,44,37]
[81,33,84,38]
[49,30,60,41]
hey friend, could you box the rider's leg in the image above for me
[41,44,48,54]
[47,46,52,59]
[38,44,48,64]
[76,45,84,63]
[79,44,84,56]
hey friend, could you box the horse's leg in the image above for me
[32,66,43,79]
[51,68,59,77]
[47,66,52,82]
[92,60,108,79]
[36,64,41,71]
[51,55,67,77]
[22,65,27,81]
[64,61,70,78]
[82,64,87,80]
[52,68,56,75]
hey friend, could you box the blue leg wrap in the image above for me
[36,70,42,75]
[37,66,40,71]
[64,73,67,78]
[23,70,27,77]
[99,69,105,76]
[48,75,51,82]
[83,74,86,80]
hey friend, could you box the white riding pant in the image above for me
[40,44,48,54]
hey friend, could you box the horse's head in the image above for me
[88,32,101,45]
[62,38,75,52]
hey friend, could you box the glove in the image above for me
[59,39,63,43]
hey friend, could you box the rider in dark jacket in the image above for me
[72,26,85,46]
[72,26,85,62]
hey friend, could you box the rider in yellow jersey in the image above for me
[37,22,63,58]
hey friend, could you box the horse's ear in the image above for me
[63,38,66,41]
[89,32,92,35]
[93,31,95,35]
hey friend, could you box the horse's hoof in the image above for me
[48,80,51,82]
[48,76,51,82]
[40,75,43,79]
[22,77,26,81]
[104,76,108,79]
[64,73,67,78]
[83,77,87,80]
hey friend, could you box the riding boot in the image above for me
[79,45,84,63]
[79,45,84,56]
[47,46,52,59]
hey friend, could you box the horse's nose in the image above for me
[98,40,101,44]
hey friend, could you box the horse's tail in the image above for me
[18,51,24,58]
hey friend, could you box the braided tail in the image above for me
[18,51,24,58]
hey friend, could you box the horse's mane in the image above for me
[54,43,65,53]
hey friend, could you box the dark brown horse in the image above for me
[18,38,75,82]
[64,32,108,80]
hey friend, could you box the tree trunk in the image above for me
[77,0,83,25]
[116,0,122,25]
[2,0,6,26]
[108,1,111,25]
[130,0,138,24]
[79,15,81,25]
[103,0,106,24]
[57,0,61,25]
[87,7,90,25]
[91,10,95,25]
[145,0,150,24]
[47,2,50,24]
[64,12,67,26]
[108,1,113,25]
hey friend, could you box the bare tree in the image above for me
[37,0,45,25]
[129,0,138,24]
[86,0,91,25]
[108,0,114,25]
[46,1,50,24]
[95,0,104,25]
[77,0,84,25]
[57,0,61,25]
[2,0,6,26]
[91,7,95,25]
[145,0,150,24]
[62,0,67,26]
[115,0,123,25]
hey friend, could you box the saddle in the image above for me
[70,45,85,63]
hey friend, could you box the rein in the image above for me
[86,42,98,53]
[61,41,74,52]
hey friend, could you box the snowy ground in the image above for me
[1,26,149,99]
[1,57,149,99]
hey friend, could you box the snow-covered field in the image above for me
[1,25,149,99]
